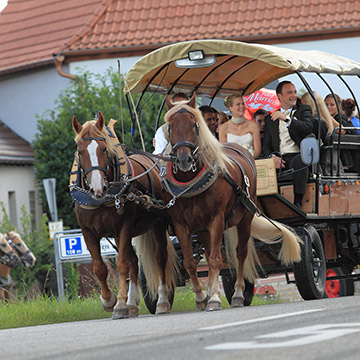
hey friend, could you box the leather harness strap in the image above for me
[222,148,259,227]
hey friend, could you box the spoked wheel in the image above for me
[323,267,355,298]
[139,263,175,314]
[293,226,326,300]
[221,272,254,306]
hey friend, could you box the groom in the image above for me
[263,81,313,208]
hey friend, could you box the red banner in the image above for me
[243,88,280,120]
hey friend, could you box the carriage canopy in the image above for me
[125,39,360,98]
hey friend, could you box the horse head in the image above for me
[165,93,200,173]
[6,230,36,268]
[0,233,20,268]
[73,112,111,199]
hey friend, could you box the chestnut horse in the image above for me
[161,94,302,311]
[0,233,20,268]
[0,231,35,300]
[71,113,177,319]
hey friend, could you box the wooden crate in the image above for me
[255,158,277,196]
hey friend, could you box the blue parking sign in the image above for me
[65,236,82,255]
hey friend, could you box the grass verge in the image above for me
[0,284,280,330]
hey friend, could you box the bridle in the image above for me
[168,109,200,173]
[6,233,32,260]
[77,136,110,189]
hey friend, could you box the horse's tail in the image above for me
[223,226,260,283]
[133,229,178,300]
[250,214,302,265]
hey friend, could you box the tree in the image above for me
[33,69,164,228]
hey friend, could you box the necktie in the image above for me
[284,110,290,117]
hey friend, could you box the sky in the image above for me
[0,0,7,12]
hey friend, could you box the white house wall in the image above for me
[0,164,42,230]
[69,55,141,78]
[0,65,71,143]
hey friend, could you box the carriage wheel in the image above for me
[323,267,355,298]
[221,272,254,306]
[139,263,175,314]
[293,226,326,300]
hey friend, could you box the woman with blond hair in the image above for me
[300,92,338,142]
[219,94,261,157]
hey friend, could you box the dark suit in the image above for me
[263,103,313,196]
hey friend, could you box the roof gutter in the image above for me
[54,55,76,81]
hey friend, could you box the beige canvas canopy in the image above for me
[125,39,360,98]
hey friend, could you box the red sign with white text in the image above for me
[243,88,280,120]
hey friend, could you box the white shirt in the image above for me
[153,126,168,154]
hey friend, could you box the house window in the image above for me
[29,191,36,230]
[8,191,17,227]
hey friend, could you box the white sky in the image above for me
[0,0,7,12]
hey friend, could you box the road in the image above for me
[2,296,360,360]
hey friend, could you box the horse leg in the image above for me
[205,218,225,311]
[113,227,137,319]
[232,219,251,307]
[84,231,116,312]
[175,225,208,310]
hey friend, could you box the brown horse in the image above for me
[0,231,35,301]
[161,94,302,311]
[71,113,177,319]
[0,233,20,268]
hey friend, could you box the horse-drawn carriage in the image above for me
[71,39,360,318]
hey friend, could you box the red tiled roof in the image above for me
[1,0,360,74]
[0,121,34,164]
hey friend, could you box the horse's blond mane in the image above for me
[164,103,231,173]
[74,120,117,158]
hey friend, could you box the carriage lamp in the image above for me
[188,50,204,61]
[175,50,216,68]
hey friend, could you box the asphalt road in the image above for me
[2,296,360,360]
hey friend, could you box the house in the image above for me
[0,121,42,229]
[1,0,360,227]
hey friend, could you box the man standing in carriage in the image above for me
[263,81,313,208]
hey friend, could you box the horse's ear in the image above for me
[188,92,196,109]
[72,116,82,134]
[96,112,105,131]
[6,231,10,237]
[165,95,174,110]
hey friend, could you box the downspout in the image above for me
[54,55,76,81]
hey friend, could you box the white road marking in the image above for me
[205,323,360,350]
[199,309,324,331]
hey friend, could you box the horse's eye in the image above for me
[78,151,83,156]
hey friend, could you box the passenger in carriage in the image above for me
[342,98,360,135]
[324,94,358,171]
[199,105,219,139]
[300,92,336,143]
[253,108,268,157]
[219,94,261,157]
[153,92,189,154]
[300,92,343,175]
[263,81,313,208]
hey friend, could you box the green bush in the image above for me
[33,69,164,228]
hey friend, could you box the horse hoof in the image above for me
[206,301,222,311]
[112,308,129,320]
[128,306,139,317]
[156,303,171,315]
[100,293,117,312]
[231,297,244,308]
[195,297,209,311]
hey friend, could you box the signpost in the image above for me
[54,229,118,301]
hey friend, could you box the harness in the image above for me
[69,119,166,213]
[160,160,218,207]
[223,145,258,222]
